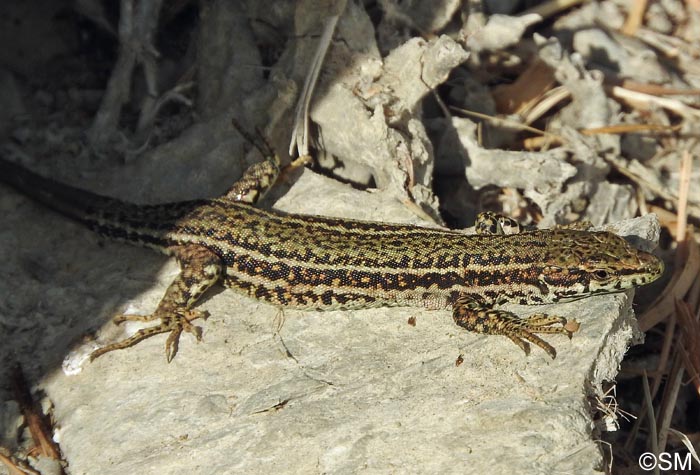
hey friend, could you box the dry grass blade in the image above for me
[622,312,676,451]
[450,106,564,143]
[655,339,685,452]
[521,86,571,127]
[675,150,692,244]
[523,109,678,151]
[639,234,699,330]
[608,78,700,96]
[676,299,700,394]
[610,86,700,118]
[641,370,660,475]
[666,428,700,465]
[688,264,700,310]
[594,385,636,432]
[638,151,697,331]
[652,312,677,396]
[546,123,681,153]
[288,4,345,158]
[579,124,681,135]
[605,158,700,221]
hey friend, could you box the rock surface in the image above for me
[0,169,659,474]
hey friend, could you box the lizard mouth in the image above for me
[636,251,664,284]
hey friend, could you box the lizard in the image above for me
[0,134,664,362]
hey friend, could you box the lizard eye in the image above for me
[593,270,609,280]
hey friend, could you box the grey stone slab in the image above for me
[0,168,659,474]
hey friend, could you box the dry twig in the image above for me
[88,0,163,147]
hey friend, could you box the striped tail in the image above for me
[0,157,123,226]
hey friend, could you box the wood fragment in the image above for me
[621,0,648,36]
[606,77,700,96]
[520,0,587,19]
[10,364,63,463]
[609,86,700,118]
[492,59,556,114]
[0,451,40,475]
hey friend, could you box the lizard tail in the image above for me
[0,157,121,225]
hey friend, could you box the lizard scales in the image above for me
[0,153,664,361]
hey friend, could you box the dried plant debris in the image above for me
[0,0,699,473]
[2,364,66,475]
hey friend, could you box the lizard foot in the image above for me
[452,295,576,358]
[89,308,209,362]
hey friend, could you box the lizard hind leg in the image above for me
[89,245,223,362]
[225,119,281,204]
[475,211,523,236]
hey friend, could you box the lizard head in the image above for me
[536,230,664,303]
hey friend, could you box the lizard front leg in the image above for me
[452,294,573,359]
[90,245,223,362]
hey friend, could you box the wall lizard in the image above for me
[0,139,664,362]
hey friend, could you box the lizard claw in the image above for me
[90,309,208,362]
